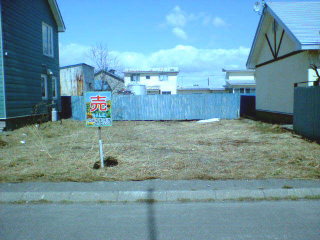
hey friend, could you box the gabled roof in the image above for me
[48,0,66,32]
[247,1,320,68]
[267,2,320,47]
[95,70,124,82]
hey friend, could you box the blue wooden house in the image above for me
[0,0,65,131]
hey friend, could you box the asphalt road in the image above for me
[0,200,319,240]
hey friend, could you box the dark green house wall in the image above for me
[0,0,5,119]
[1,0,61,119]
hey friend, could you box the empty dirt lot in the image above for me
[0,119,319,182]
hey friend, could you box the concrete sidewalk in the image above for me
[0,179,319,203]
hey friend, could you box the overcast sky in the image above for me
[57,0,309,87]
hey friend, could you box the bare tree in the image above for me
[88,43,124,93]
[308,50,320,86]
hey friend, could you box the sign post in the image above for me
[85,92,112,168]
[98,127,104,168]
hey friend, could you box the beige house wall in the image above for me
[256,51,312,114]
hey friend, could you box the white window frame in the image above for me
[52,76,58,99]
[41,74,48,100]
[42,22,54,57]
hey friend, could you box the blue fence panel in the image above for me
[71,96,85,121]
[293,86,320,141]
[71,93,241,121]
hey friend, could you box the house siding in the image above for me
[60,65,94,96]
[255,51,311,114]
[124,72,178,94]
[0,0,5,119]
[256,18,297,66]
[2,0,61,119]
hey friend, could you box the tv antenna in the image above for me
[253,0,266,15]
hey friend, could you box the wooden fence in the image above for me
[294,86,320,141]
[70,93,241,121]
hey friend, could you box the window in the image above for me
[147,90,160,95]
[52,76,58,99]
[146,75,150,79]
[159,74,168,81]
[131,74,140,82]
[240,88,244,93]
[41,74,48,100]
[42,22,54,57]
[245,88,251,93]
[162,91,171,95]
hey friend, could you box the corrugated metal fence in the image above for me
[70,93,240,121]
[293,87,320,141]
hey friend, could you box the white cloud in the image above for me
[202,15,212,26]
[166,6,187,27]
[212,17,227,27]
[59,43,250,87]
[165,6,190,39]
[164,7,228,39]
[172,27,188,39]
[59,43,91,67]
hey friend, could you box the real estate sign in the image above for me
[85,92,112,127]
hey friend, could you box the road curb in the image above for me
[1,188,320,203]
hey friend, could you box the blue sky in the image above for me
[57,0,309,87]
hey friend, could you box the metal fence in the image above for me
[293,86,320,141]
[70,93,241,121]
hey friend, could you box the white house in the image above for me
[177,87,226,94]
[222,69,256,94]
[246,2,320,123]
[123,67,179,94]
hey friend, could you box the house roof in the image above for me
[222,69,255,73]
[60,63,94,69]
[226,79,256,86]
[267,2,320,47]
[247,1,320,68]
[48,0,66,32]
[95,70,124,82]
[124,67,179,74]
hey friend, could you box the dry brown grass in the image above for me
[0,119,319,182]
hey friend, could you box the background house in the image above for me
[94,69,124,93]
[124,67,179,95]
[246,2,320,123]
[0,0,65,131]
[60,63,94,96]
[177,87,226,94]
[222,69,256,94]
